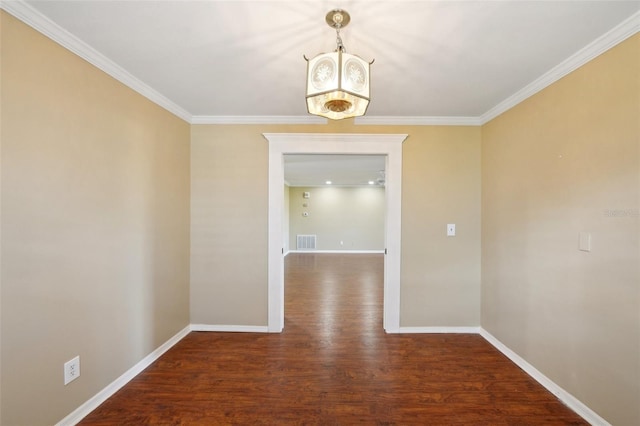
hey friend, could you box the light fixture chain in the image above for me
[335,27,346,52]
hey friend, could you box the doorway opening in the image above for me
[264,133,407,333]
[283,154,386,254]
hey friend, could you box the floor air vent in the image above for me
[296,234,317,250]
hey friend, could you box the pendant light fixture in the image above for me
[305,9,372,120]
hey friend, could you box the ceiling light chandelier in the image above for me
[305,9,372,120]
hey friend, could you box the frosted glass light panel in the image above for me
[306,51,370,120]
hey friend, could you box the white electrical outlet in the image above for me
[64,356,80,385]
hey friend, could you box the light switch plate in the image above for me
[447,224,456,236]
[579,232,591,252]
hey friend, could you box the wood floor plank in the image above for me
[79,253,587,425]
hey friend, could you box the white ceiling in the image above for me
[5,0,639,185]
[284,154,386,187]
[11,0,640,123]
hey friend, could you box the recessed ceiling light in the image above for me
[368,181,375,185]
[326,180,332,185]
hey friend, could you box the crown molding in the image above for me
[191,115,327,125]
[1,0,192,122]
[263,133,408,145]
[354,115,482,126]
[480,9,640,125]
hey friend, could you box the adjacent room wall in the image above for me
[190,122,481,328]
[1,12,191,425]
[481,34,639,426]
[288,186,385,251]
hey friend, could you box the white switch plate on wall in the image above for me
[579,232,591,252]
[447,224,456,236]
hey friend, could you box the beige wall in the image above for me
[190,125,269,326]
[401,126,482,326]
[481,34,639,425]
[1,12,191,426]
[289,186,385,251]
[190,123,482,328]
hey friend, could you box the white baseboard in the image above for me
[398,326,481,334]
[290,250,385,254]
[479,328,609,426]
[55,324,191,426]
[190,324,269,333]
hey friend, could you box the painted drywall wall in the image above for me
[190,125,269,326]
[400,126,482,326]
[190,122,481,327]
[0,12,191,425]
[481,34,639,426]
[289,186,385,251]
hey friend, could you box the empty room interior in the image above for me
[1,1,639,425]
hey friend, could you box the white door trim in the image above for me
[263,133,407,333]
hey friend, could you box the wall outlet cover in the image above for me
[64,356,80,385]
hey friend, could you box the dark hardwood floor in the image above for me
[80,253,587,425]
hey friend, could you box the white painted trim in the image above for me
[290,250,385,254]
[480,10,640,124]
[267,141,286,332]
[0,0,192,122]
[191,115,327,125]
[265,133,407,144]
[355,116,482,126]
[190,324,269,333]
[55,325,191,426]
[264,133,407,334]
[397,326,481,334]
[287,184,385,188]
[479,328,610,426]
